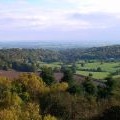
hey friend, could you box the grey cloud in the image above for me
[69,12,120,27]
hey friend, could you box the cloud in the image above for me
[40,0,120,14]
[55,0,120,14]
[0,1,93,30]
[1,0,119,31]
[70,12,120,28]
[0,0,120,42]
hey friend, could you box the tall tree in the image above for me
[61,69,74,86]
[41,67,55,85]
[83,77,96,95]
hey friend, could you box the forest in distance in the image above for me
[0,45,120,120]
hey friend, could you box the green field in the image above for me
[76,61,120,79]
[76,71,109,79]
[38,61,120,79]
[77,62,119,72]
[37,62,61,68]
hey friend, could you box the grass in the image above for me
[38,62,61,69]
[76,61,120,79]
[76,71,109,79]
[77,62,119,72]
[113,75,120,79]
[38,61,120,79]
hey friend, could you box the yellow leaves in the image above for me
[43,114,58,120]
[0,107,18,120]
[0,107,57,120]
[19,73,44,87]
[0,103,42,120]
[0,77,12,107]
[0,74,66,120]
[50,82,69,92]
[0,103,58,120]
[0,77,11,84]
[18,73,69,96]
[0,77,11,90]
[10,93,23,106]
[21,103,42,120]
[0,91,23,107]
[42,86,50,94]
[18,73,48,95]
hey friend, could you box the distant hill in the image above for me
[84,45,120,59]
[0,45,119,64]
[59,45,120,61]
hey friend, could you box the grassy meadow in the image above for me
[76,61,120,79]
[38,61,120,79]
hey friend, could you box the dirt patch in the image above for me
[0,70,31,79]
[0,70,84,83]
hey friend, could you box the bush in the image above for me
[41,67,55,85]
[67,85,83,95]
[93,106,120,120]
[39,92,73,120]
[83,78,96,95]
[43,114,57,120]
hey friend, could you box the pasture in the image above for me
[38,61,120,79]
[76,61,120,79]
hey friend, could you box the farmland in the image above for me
[37,61,120,79]
[76,61,120,79]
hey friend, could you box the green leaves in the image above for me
[41,67,55,85]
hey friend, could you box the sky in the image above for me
[0,0,120,45]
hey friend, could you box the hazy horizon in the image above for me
[0,40,119,49]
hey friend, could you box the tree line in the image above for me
[0,45,119,72]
